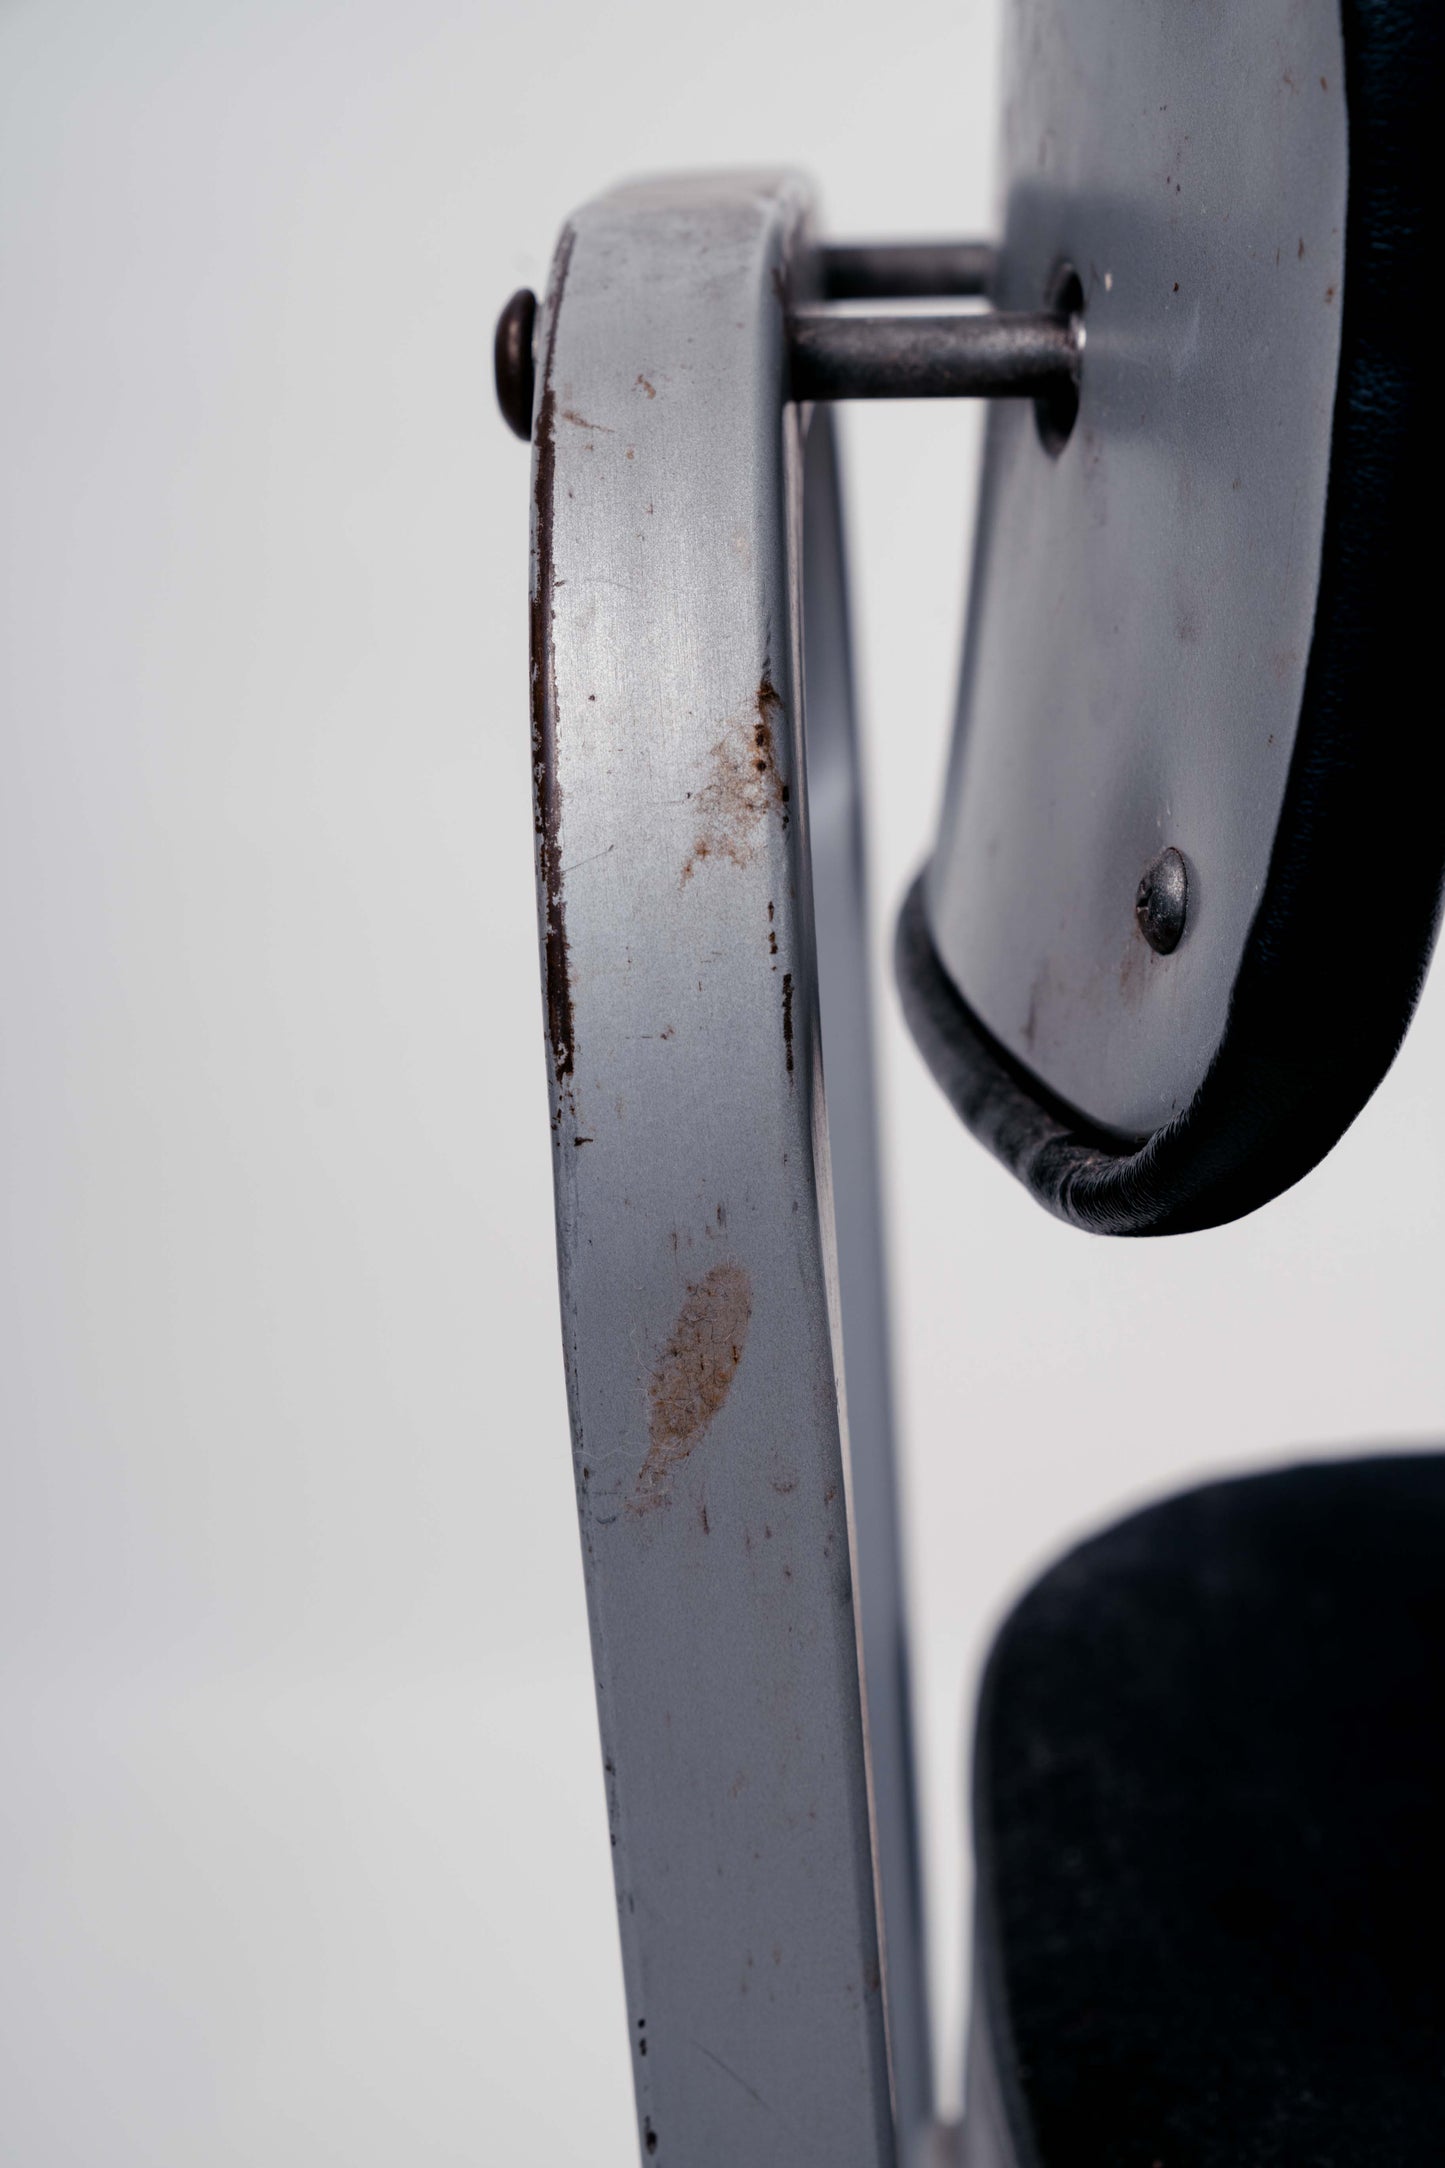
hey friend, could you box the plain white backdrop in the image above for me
[3,2,1443,2160]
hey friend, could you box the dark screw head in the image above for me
[495,288,537,442]
[1135,846,1188,955]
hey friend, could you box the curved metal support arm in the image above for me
[527,173,930,2167]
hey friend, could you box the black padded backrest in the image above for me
[898,0,1444,1235]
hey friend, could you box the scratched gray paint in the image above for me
[531,175,897,2167]
[927,0,1347,1137]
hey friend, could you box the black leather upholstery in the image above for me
[967,1455,1445,2165]
[897,0,1445,1235]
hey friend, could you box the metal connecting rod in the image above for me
[788,308,1080,404]
[818,239,996,301]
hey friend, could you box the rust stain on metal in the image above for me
[635,374,656,398]
[781,971,794,1075]
[560,406,614,432]
[634,1261,752,1508]
[531,227,578,1100]
[680,674,790,885]
[755,674,790,825]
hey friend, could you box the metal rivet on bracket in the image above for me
[495,287,537,442]
[1135,847,1189,955]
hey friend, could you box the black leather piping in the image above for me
[897,0,1444,1237]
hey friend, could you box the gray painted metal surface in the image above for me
[801,407,932,2161]
[927,0,1347,1138]
[530,173,922,2166]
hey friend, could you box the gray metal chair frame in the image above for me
[526,173,925,2168]
[507,0,1438,2143]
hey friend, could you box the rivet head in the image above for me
[1135,846,1188,954]
[494,288,537,442]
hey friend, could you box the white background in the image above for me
[3,3,1442,2161]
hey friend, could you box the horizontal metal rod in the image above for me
[788,309,1081,402]
[819,239,996,302]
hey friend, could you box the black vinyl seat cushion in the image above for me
[968,1456,1445,2167]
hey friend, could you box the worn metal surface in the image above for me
[530,173,912,2167]
[820,241,996,301]
[790,309,1078,404]
[926,0,1347,1137]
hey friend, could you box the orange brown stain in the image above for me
[680,675,789,886]
[633,1261,753,1508]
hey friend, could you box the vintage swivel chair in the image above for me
[496,2,1443,2159]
